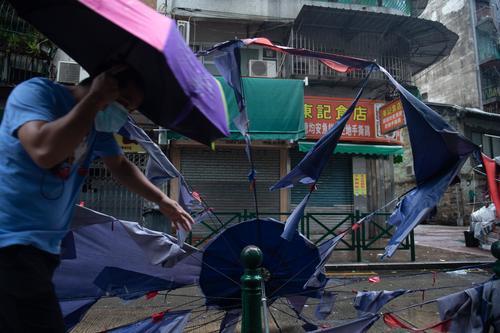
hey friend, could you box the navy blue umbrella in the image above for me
[199,219,322,309]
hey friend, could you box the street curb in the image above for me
[325,261,494,272]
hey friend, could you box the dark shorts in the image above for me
[0,245,65,333]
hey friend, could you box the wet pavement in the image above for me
[72,268,493,332]
[71,225,497,332]
[413,224,492,258]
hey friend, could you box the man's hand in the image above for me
[158,196,195,232]
[87,65,124,109]
[104,155,195,232]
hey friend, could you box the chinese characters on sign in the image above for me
[353,174,367,196]
[114,134,145,153]
[304,96,401,144]
[377,99,406,135]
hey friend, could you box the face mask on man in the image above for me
[94,102,128,132]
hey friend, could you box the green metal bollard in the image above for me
[491,241,500,277]
[241,245,263,333]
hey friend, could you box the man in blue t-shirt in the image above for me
[0,66,194,332]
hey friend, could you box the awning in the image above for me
[294,5,458,74]
[217,77,305,141]
[298,141,403,156]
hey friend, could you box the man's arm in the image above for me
[103,154,194,231]
[18,69,121,169]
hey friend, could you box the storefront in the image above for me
[168,76,305,218]
[300,95,403,215]
[80,77,403,229]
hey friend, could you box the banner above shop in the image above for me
[377,99,406,135]
[304,96,401,144]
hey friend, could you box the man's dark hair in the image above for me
[78,65,144,90]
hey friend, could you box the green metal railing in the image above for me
[186,210,416,262]
[313,0,412,15]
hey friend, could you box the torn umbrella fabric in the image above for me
[270,70,372,191]
[308,314,380,332]
[242,38,375,72]
[281,191,312,241]
[178,177,204,213]
[119,118,180,186]
[287,295,309,314]
[104,310,191,333]
[120,221,199,267]
[55,208,201,311]
[378,66,479,258]
[60,298,98,332]
[354,289,408,316]
[177,208,215,246]
[437,279,500,333]
[198,38,375,74]
[315,291,336,320]
[213,40,245,111]
[304,231,348,288]
[219,309,241,333]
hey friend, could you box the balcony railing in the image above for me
[284,53,411,83]
[0,1,54,85]
[476,5,499,33]
[0,50,51,85]
[483,85,500,103]
[312,0,412,16]
[477,28,500,65]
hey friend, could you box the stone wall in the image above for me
[414,0,482,108]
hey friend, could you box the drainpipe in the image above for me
[470,0,484,108]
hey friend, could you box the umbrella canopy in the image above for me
[199,219,322,310]
[9,0,229,144]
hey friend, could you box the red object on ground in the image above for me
[151,311,165,323]
[368,276,380,283]
[482,153,500,218]
[79,201,85,207]
[146,291,158,300]
[383,313,451,332]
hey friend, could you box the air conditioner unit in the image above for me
[249,60,277,78]
[56,61,81,84]
[177,20,190,45]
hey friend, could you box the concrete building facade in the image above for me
[415,0,500,113]
[150,0,460,240]
[401,0,500,225]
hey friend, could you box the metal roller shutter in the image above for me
[290,150,354,241]
[290,150,353,209]
[180,147,280,214]
[80,153,167,222]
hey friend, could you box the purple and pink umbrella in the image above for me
[9,0,229,144]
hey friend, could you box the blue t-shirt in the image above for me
[0,77,122,254]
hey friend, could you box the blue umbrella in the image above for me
[199,219,322,310]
